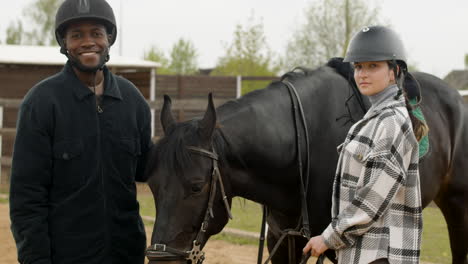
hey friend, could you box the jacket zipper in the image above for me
[95,95,109,259]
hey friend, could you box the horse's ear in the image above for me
[199,93,217,142]
[161,95,175,135]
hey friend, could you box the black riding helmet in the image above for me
[343,25,407,69]
[55,0,117,55]
[344,26,423,103]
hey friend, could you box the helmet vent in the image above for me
[78,0,90,14]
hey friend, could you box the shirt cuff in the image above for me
[322,223,346,250]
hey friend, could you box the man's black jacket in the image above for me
[9,62,152,264]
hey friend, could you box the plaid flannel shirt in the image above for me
[322,93,422,264]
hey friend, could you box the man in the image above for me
[9,0,151,263]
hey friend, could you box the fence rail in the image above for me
[1,157,11,167]
[0,98,228,111]
[0,98,22,108]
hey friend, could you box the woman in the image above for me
[303,26,427,264]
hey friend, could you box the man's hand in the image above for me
[303,235,328,257]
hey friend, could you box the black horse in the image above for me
[145,62,468,264]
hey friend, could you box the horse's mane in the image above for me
[146,121,229,179]
[280,66,316,82]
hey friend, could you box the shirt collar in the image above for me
[363,85,406,120]
[64,61,122,101]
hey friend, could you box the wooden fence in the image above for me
[0,73,280,185]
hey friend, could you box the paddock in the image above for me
[0,44,466,263]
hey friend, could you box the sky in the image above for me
[0,0,467,79]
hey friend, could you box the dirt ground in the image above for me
[0,202,439,264]
[0,203,325,264]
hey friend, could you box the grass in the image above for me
[138,193,452,263]
[0,188,8,204]
[137,192,155,218]
[421,207,451,264]
[225,197,264,233]
[211,232,259,245]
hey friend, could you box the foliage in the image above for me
[5,0,61,45]
[6,20,24,45]
[211,13,279,94]
[144,39,199,75]
[168,38,199,75]
[283,0,381,71]
[144,45,172,74]
[407,63,419,73]
[465,54,468,69]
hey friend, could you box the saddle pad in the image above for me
[410,98,429,159]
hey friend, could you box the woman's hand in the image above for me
[303,235,329,257]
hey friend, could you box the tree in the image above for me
[465,54,468,69]
[283,0,381,70]
[5,0,61,45]
[143,39,199,75]
[212,14,279,94]
[6,20,24,45]
[168,38,199,75]
[24,0,62,45]
[144,45,171,74]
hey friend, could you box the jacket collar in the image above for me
[362,87,406,121]
[64,61,122,101]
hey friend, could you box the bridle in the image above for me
[145,145,233,264]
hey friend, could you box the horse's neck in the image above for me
[217,89,303,212]
[217,70,365,212]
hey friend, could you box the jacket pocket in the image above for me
[113,138,141,185]
[340,140,372,188]
[119,138,142,157]
[52,139,84,187]
[343,140,371,163]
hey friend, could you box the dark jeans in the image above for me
[369,259,390,264]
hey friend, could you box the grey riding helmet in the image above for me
[343,25,407,68]
[55,0,117,54]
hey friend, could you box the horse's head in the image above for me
[145,94,232,264]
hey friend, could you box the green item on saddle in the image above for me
[409,98,429,159]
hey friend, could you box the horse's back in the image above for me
[411,72,467,206]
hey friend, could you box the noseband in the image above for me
[146,146,233,264]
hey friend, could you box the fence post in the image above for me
[236,75,242,98]
[150,68,156,138]
[0,105,3,185]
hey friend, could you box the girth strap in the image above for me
[283,79,311,239]
[258,78,312,264]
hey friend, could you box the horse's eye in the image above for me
[191,184,203,194]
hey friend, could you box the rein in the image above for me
[257,79,325,264]
[145,146,232,264]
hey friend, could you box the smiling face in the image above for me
[64,20,110,72]
[353,61,396,96]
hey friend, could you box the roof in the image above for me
[0,44,160,69]
[444,70,468,90]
